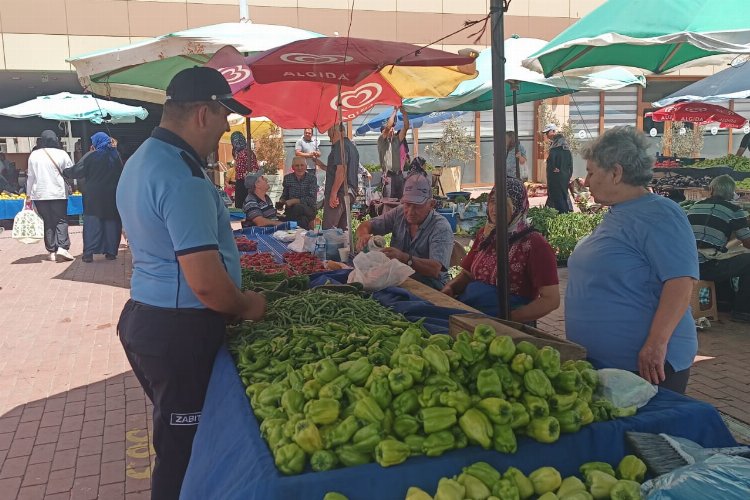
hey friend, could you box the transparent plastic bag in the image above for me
[643,455,750,500]
[347,251,414,292]
[596,368,657,409]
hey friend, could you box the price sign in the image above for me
[649,128,658,137]
[711,127,718,135]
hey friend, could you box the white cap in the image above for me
[542,123,558,133]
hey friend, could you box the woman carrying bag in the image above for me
[26,130,74,262]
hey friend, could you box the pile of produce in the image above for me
[283,251,326,275]
[651,174,711,191]
[235,235,258,252]
[528,208,604,262]
[691,155,750,171]
[654,158,681,168]
[230,298,636,475]
[240,268,310,301]
[240,251,326,277]
[736,178,750,190]
[391,455,647,500]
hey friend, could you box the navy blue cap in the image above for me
[165,67,251,116]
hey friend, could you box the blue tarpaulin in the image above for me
[181,270,737,500]
[0,195,83,220]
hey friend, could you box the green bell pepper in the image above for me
[323,492,348,500]
[398,353,427,383]
[516,340,538,358]
[351,423,381,453]
[368,376,392,410]
[557,476,587,497]
[313,359,340,384]
[393,414,420,439]
[549,392,578,413]
[392,389,420,416]
[374,439,410,467]
[439,390,472,415]
[302,379,321,400]
[404,434,425,455]
[574,399,595,425]
[444,349,462,370]
[538,493,559,500]
[256,384,285,407]
[470,340,488,362]
[452,339,475,365]
[425,374,459,391]
[489,335,516,362]
[492,478,520,500]
[522,393,550,418]
[254,406,284,421]
[382,408,395,435]
[352,395,385,424]
[580,368,599,388]
[463,461,501,489]
[587,471,618,500]
[304,398,340,425]
[281,389,305,415]
[426,334,452,350]
[341,357,372,386]
[245,382,269,399]
[510,402,530,430]
[292,419,323,454]
[617,455,647,482]
[534,346,561,378]
[477,369,504,398]
[422,429,455,457]
[492,423,517,453]
[399,326,423,348]
[423,344,450,375]
[310,449,338,472]
[388,367,415,395]
[473,324,497,344]
[504,467,534,499]
[318,382,343,401]
[459,408,493,449]
[419,406,457,434]
[611,405,637,418]
[282,413,305,439]
[274,442,306,475]
[405,487,433,500]
[434,478,465,500]
[580,462,616,480]
[477,397,513,425]
[552,409,582,434]
[523,368,555,398]
[528,466,562,495]
[336,445,371,467]
[510,353,534,375]
[457,472,492,499]
[286,368,304,391]
[574,360,594,372]
[327,415,359,448]
[526,416,560,444]
[559,493,593,500]
[553,369,583,394]
[418,384,444,408]
[609,480,642,500]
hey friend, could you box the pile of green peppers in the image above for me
[402,455,647,499]
[231,294,637,476]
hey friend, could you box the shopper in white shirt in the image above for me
[26,130,75,262]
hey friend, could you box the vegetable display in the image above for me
[399,455,647,499]
[528,208,604,261]
[235,235,258,252]
[239,251,325,277]
[691,155,750,171]
[229,294,637,476]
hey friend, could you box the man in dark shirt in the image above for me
[687,175,750,322]
[735,132,750,156]
[314,123,359,229]
[279,157,317,229]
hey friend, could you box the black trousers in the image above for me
[285,203,316,229]
[117,300,224,500]
[634,362,690,394]
[384,171,405,199]
[234,180,247,210]
[34,199,70,253]
[700,254,750,315]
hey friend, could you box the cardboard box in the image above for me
[448,313,587,362]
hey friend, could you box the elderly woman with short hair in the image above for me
[565,126,699,394]
[687,174,750,323]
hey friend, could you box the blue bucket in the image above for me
[437,209,457,232]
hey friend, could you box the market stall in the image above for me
[0,194,83,220]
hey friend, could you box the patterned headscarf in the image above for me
[231,131,247,154]
[479,177,531,251]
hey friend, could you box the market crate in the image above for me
[448,313,587,361]
[684,188,710,201]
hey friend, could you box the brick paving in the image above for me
[1,224,749,498]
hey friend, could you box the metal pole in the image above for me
[511,82,521,179]
[239,0,249,22]
[491,0,510,320]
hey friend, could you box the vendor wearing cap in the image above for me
[116,66,267,500]
[542,123,574,213]
[355,172,454,289]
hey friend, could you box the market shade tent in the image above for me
[66,22,323,103]
[402,38,645,114]
[0,92,148,124]
[522,0,750,77]
[652,60,750,106]
[646,102,748,129]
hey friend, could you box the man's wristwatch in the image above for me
[406,255,413,267]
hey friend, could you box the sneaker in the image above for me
[82,254,93,263]
[730,312,750,324]
[56,248,75,262]
[105,254,116,260]
[49,252,56,262]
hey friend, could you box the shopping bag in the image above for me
[12,205,44,244]
[347,250,414,291]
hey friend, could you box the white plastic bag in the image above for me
[643,454,750,500]
[12,206,44,244]
[347,251,414,292]
[596,368,658,409]
[273,228,304,243]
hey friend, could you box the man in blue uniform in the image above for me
[116,67,267,500]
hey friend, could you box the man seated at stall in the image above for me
[355,172,454,290]
[687,174,750,323]
[242,173,283,227]
[278,157,318,229]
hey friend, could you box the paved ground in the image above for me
[0,226,748,499]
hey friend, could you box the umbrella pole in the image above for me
[511,82,520,179]
[66,121,78,191]
[490,0,510,320]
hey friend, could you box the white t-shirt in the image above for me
[26,148,73,200]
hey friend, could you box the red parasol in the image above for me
[646,102,748,129]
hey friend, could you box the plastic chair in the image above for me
[690,280,719,321]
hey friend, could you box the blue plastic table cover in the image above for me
[234,226,293,263]
[181,271,737,500]
[0,196,83,219]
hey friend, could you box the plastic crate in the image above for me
[684,188,710,201]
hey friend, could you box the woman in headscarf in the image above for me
[442,178,560,322]
[231,131,259,209]
[63,132,124,262]
[26,130,75,262]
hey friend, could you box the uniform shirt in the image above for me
[370,205,454,286]
[243,191,278,224]
[687,197,750,262]
[740,132,750,152]
[281,171,317,209]
[117,127,241,309]
[295,136,320,171]
[325,137,360,198]
[565,193,699,372]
